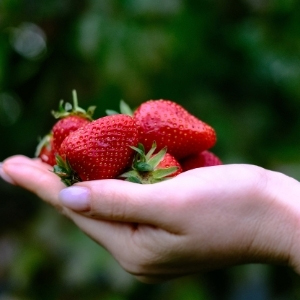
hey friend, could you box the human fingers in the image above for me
[57,164,257,227]
[2,155,64,210]
[65,208,198,282]
[1,157,188,276]
[59,178,186,233]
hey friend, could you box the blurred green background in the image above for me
[1,0,300,299]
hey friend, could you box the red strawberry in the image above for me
[180,150,222,172]
[54,114,139,186]
[35,90,96,165]
[133,100,216,160]
[52,115,90,152]
[51,90,96,154]
[157,153,182,177]
[35,133,56,166]
[120,142,182,184]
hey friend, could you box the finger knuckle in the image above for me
[118,246,159,276]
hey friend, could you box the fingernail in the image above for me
[59,186,91,211]
[0,163,15,185]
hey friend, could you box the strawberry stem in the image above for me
[72,90,86,114]
[51,90,96,121]
[72,89,79,109]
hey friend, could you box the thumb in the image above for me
[58,179,180,230]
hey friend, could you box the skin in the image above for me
[1,155,300,283]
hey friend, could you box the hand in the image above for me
[2,155,300,283]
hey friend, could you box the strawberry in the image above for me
[180,150,222,172]
[54,114,139,186]
[120,142,182,184]
[35,133,56,166]
[51,90,96,154]
[157,153,182,177]
[35,90,96,165]
[52,115,91,153]
[133,100,217,160]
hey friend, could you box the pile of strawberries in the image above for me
[36,91,222,186]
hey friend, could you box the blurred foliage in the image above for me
[1,0,300,299]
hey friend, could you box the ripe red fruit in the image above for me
[55,114,139,186]
[52,115,90,153]
[157,153,182,177]
[180,150,222,172]
[133,100,216,160]
[51,90,95,154]
[120,142,182,184]
[35,134,56,166]
[35,90,96,165]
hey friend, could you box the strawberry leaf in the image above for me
[35,133,52,157]
[147,147,167,169]
[130,145,146,158]
[152,167,179,179]
[120,142,181,184]
[145,141,157,160]
[135,162,153,172]
[87,106,97,117]
[106,109,119,115]
[64,102,73,112]
[119,170,137,178]
[120,100,133,116]
[126,176,142,184]
[106,100,134,116]
[53,155,82,186]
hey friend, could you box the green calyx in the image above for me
[52,90,96,121]
[106,99,134,116]
[120,142,179,184]
[53,155,81,186]
[35,132,52,157]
